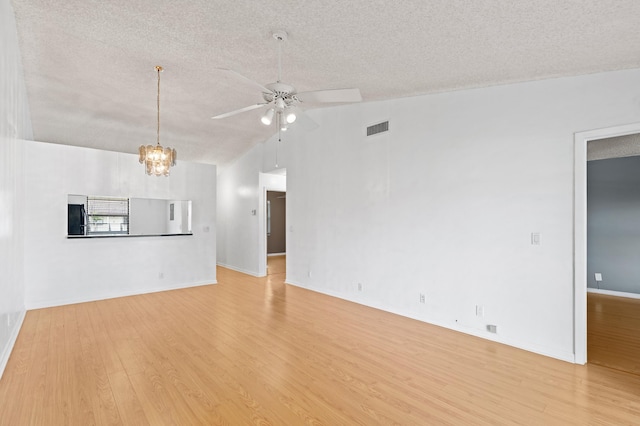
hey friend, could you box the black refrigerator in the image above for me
[67,204,86,235]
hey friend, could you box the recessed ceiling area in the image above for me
[11,0,640,170]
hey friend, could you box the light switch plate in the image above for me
[531,232,541,245]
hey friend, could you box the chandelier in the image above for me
[139,66,177,176]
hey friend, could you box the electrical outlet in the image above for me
[357,283,362,291]
[486,324,497,333]
[419,293,426,304]
[594,273,602,282]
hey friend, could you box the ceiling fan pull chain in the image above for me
[276,126,281,168]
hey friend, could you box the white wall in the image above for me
[217,68,640,362]
[129,197,168,235]
[216,143,265,276]
[0,0,32,379]
[23,141,217,309]
[166,200,190,234]
[216,139,287,276]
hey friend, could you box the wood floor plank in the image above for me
[75,302,123,425]
[588,292,640,375]
[3,261,640,424]
[21,308,53,425]
[0,309,39,426]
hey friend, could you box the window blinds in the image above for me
[87,197,129,216]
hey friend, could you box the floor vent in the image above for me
[367,121,389,136]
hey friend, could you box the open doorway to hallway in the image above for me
[266,190,286,276]
[259,168,286,277]
[583,132,640,374]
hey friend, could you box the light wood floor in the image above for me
[2,269,640,425]
[266,254,286,276]
[588,292,640,375]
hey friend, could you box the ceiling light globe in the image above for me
[286,111,297,124]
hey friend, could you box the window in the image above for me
[87,197,129,235]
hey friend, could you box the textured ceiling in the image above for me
[11,0,640,170]
[588,134,640,161]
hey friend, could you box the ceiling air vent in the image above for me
[367,121,389,136]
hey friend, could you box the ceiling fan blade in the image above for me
[212,103,267,119]
[214,68,272,93]
[296,88,362,103]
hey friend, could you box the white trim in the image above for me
[285,280,574,363]
[588,288,640,300]
[0,310,26,381]
[217,262,262,277]
[267,252,286,257]
[26,280,217,310]
[574,122,640,365]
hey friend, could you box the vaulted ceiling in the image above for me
[11,0,640,170]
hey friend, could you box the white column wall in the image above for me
[217,137,287,277]
[23,141,217,309]
[216,143,264,276]
[0,0,33,379]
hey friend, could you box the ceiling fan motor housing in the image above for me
[263,82,296,110]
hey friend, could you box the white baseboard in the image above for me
[267,253,286,257]
[587,288,640,300]
[0,310,26,381]
[217,262,262,277]
[285,279,575,364]
[26,280,217,310]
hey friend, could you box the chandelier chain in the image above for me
[156,65,162,146]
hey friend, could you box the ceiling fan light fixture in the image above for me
[285,107,297,124]
[261,108,275,125]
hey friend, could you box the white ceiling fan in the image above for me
[211,30,362,131]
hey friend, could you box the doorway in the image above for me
[574,122,640,365]
[267,190,286,276]
[258,170,287,277]
[585,138,640,374]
